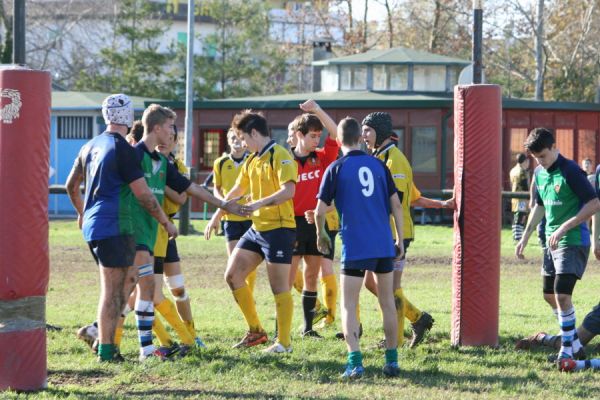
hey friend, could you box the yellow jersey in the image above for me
[236,141,297,232]
[374,143,415,240]
[325,209,340,231]
[154,157,187,258]
[213,152,251,222]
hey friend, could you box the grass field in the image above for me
[12,221,600,399]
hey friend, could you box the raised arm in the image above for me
[299,99,338,140]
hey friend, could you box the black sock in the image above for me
[302,290,318,332]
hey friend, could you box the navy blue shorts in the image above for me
[237,227,296,264]
[154,257,165,274]
[88,234,135,268]
[165,238,180,263]
[323,230,338,261]
[135,244,153,256]
[341,257,394,277]
[222,220,252,242]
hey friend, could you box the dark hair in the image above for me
[338,117,361,146]
[232,109,269,137]
[289,113,323,135]
[524,128,554,153]
[516,153,527,164]
[128,120,144,144]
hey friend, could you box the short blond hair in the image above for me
[142,104,176,133]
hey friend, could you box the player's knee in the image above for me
[224,270,236,288]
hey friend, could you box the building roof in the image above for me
[52,91,161,111]
[160,90,600,112]
[312,47,471,66]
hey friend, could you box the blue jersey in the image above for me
[77,131,144,241]
[318,150,398,261]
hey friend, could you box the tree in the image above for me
[75,0,178,99]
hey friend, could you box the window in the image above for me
[57,116,93,139]
[200,129,223,170]
[340,65,367,90]
[413,65,446,91]
[509,128,528,163]
[393,128,404,152]
[555,129,574,160]
[321,66,338,92]
[578,129,596,167]
[411,127,437,173]
[447,66,462,90]
[373,65,408,91]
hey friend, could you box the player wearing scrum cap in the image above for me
[66,94,178,363]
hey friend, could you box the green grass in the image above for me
[13,221,600,399]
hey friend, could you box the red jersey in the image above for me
[293,137,340,216]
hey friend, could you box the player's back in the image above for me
[328,150,395,261]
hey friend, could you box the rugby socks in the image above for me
[156,298,195,345]
[232,285,264,333]
[348,351,363,368]
[558,307,577,358]
[184,320,196,338]
[393,289,405,346]
[398,288,422,324]
[98,344,115,361]
[275,291,293,347]
[572,359,600,371]
[153,317,172,347]
[540,333,560,348]
[302,290,318,332]
[385,348,398,365]
[135,299,155,356]
[246,269,258,294]
[114,304,131,348]
[293,268,304,294]
[321,274,337,323]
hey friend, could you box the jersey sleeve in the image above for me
[166,161,192,194]
[317,162,338,206]
[317,136,340,167]
[563,162,597,204]
[115,139,144,184]
[409,182,421,203]
[276,149,297,185]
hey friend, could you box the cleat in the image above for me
[233,331,268,349]
[157,342,181,359]
[97,351,126,363]
[340,364,364,380]
[262,342,292,353]
[76,324,98,351]
[194,337,207,349]
[139,349,169,362]
[301,329,323,339]
[410,312,434,348]
[178,344,192,358]
[382,361,401,377]
[558,358,577,372]
[515,332,546,350]
[312,308,328,325]
[336,323,362,341]
[548,347,586,364]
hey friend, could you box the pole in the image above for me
[472,0,483,84]
[180,0,196,235]
[13,0,25,65]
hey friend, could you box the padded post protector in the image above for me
[0,67,51,390]
[451,84,501,347]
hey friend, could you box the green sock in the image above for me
[98,343,115,361]
[385,348,398,364]
[348,351,363,368]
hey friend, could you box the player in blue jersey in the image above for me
[66,94,178,363]
[314,117,404,379]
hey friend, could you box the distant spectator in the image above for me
[510,153,530,241]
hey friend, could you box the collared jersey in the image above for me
[534,155,597,247]
[510,164,530,212]
[78,131,144,242]
[374,143,414,239]
[213,152,251,222]
[236,140,297,232]
[293,137,340,216]
[154,156,188,258]
[318,150,398,262]
[132,141,191,250]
